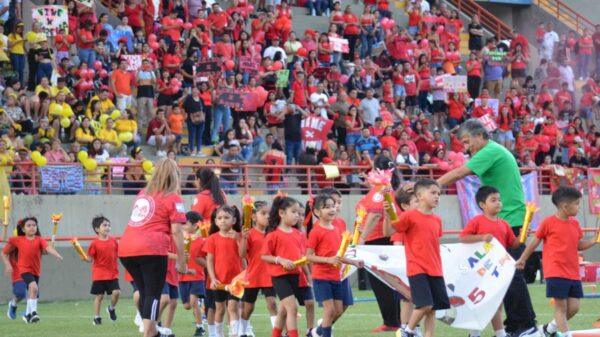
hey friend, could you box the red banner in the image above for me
[301,116,333,150]
[588,168,600,214]
[550,166,585,192]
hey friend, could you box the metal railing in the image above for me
[535,0,595,35]
[6,162,555,196]
[445,0,514,40]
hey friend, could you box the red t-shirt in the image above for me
[180,237,206,282]
[78,28,94,49]
[88,237,119,281]
[3,236,48,276]
[403,70,420,96]
[9,253,20,282]
[460,215,516,248]
[118,193,187,257]
[203,232,243,284]
[447,99,464,120]
[308,224,342,281]
[343,14,360,35]
[536,215,583,280]
[427,140,445,155]
[291,80,308,107]
[472,105,493,118]
[166,244,178,286]
[579,36,593,55]
[466,60,481,77]
[261,228,305,277]
[392,209,443,277]
[162,16,181,42]
[244,228,272,288]
[356,189,389,242]
[191,190,225,223]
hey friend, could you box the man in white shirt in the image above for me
[263,37,287,65]
[558,58,575,93]
[359,88,380,126]
[309,82,329,118]
[541,22,559,61]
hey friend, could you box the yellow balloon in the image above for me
[99,114,109,125]
[34,156,47,167]
[52,104,63,116]
[77,150,88,162]
[118,132,133,142]
[60,117,71,129]
[31,151,42,161]
[142,160,154,173]
[110,109,121,120]
[83,158,98,171]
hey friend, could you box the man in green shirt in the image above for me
[437,119,538,337]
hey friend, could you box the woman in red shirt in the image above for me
[344,105,364,155]
[578,28,594,79]
[509,44,529,86]
[192,168,227,222]
[379,125,399,156]
[496,104,515,149]
[122,0,145,33]
[2,217,63,323]
[262,141,286,192]
[317,33,333,66]
[466,51,481,99]
[303,50,320,76]
[411,120,432,156]
[343,5,360,61]
[162,44,182,75]
[119,159,188,337]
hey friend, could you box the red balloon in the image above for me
[148,34,157,42]
[439,161,450,171]
[436,25,445,34]
[93,61,103,71]
[99,69,108,78]
[224,60,235,70]
[149,42,160,50]
[66,35,74,44]
[248,5,254,12]
[360,69,366,77]
[421,39,429,47]
[55,35,63,44]
[340,74,349,84]
[79,69,89,79]
[297,47,308,58]
[175,18,184,27]
[183,22,193,30]
[381,18,390,28]
[540,144,551,152]
[272,61,283,71]
[447,151,457,161]
[328,96,337,105]
[387,19,396,29]
[86,69,95,80]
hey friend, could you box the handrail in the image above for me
[534,0,595,35]
[445,0,514,40]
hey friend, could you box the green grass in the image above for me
[2,284,599,337]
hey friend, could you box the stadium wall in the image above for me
[1,194,598,301]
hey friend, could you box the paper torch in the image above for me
[367,169,398,221]
[596,227,600,244]
[183,234,192,262]
[51,213,63,248]
[352,206,367,245]
[519,203,539,243]
[334,231,351,267]
[71,238,88,261]
[215,270,249,298]
[200,220,210,238]
[292,256,309,267]
[3,195,10,226]
[242,194,254,231]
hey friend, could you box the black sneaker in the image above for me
[540,324,556,337]
[194,326,206,336]
[30,311,40,323]
[93,317,102,325]
[107,306,117,321]
[22,313,31,324]
[399,328,416,337]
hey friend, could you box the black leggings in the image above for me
[366,237,400,327]
[467,75,481,100]
[120,255,168,321]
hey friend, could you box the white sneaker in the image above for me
[134,311,142,327]
[246,323,255,337]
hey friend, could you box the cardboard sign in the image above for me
[478,114,498,132]
[218,88,244,109]
[443,75,467,93]
[196,58,221,75]
[239,56,260,75]
[276,69,289,88]
[486,51,508,67]
[122,55,142,72]
[32,5,69,36]
[329,36,350,53]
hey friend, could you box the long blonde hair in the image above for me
[145,158,181,196]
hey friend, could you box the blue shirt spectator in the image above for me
[355,128,381,157]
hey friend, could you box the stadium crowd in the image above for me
[0,0,599,194]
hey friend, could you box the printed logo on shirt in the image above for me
[372,192,384,203]
[175,203,185,213]
[128,196,155,227]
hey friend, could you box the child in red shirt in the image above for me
[261,196,305,337]
[85,215,120,325]
[459,186,523,337]
[307,195,363,337]
[1,217,63,323]
[239,201,278,334]
[392,179,449,337]
[179,211,207,337]
[204,205,243,337]
[516,187,598,337]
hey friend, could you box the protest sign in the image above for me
[329,36,349,53]
[239,56,260,75]
[276,70,289,88]
[122,55,142,71]
[478,114,498,132]
[32,6,69,36]
[301,116,333,150]
[443,75,467,93]
[196,58,221,75]
[347,239,515,330]
[487,51,508,67]
[218,88,244,109]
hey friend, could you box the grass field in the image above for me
[2,284,599,337]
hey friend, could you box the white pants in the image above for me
[116,95,133,111]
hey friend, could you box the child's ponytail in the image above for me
[267,196,298,234]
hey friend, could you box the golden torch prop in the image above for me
[519,203,539,244]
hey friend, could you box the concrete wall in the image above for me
[1,194,599,301]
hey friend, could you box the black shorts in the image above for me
[297,286,314,306]
[405,95,418,107]
[21,273,39,286]
[157,94,173,107]
[205,289,216,310]
[242,287,276,303]
[213,289,241,303]
[266,122,285,129]
[511,68,527,79]
[432,100,446,113]
[272,274,302,301]
[408,274,450,310]
[91,279,120,295]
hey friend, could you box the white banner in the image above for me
[443,75,467,93]
[329,36,349,53]
[32,5,69,36]
[122,55,142,72]
[346,239,515,330]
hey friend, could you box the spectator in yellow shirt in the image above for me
[50,77,75,102]
[115,109,140,145]
[8,22,26,84]
[86,86,115,117]
[98,118,126,156]
[34,118,56,143]
[75,117,96,149]
[31,77,52,120]
[48,92,76,139]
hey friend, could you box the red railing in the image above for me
[534,0,595,35]
[446,0,514,40]
[7,162,555,196]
